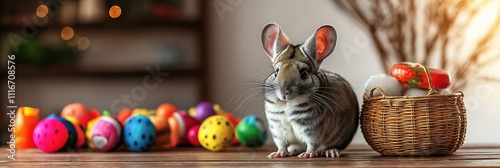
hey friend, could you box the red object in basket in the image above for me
[390,62,451,89]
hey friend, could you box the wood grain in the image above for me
[2,145,500,167]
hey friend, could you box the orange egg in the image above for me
[156,103,177,119]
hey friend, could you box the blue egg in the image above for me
[49,113,78,149]
[123,115,156,152]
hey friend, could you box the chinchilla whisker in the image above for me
[224,83,263,109]
[313,92,340,107]
[234,93,263,116]
[310,94,336,113]
[313,90,337,97]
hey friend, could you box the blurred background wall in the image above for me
[207,0,500,145]
[2,0,500,146]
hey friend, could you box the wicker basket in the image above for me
[361,64,467,156]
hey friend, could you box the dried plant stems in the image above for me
[333,0,500,91]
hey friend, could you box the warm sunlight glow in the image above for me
[467,0,499,36]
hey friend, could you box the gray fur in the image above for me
[262,24,359,158]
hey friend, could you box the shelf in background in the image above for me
[1,65,202,78]
[1,18,203,31]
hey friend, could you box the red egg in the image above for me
[390,62,451,89]
[224,113,241,145]
[187,125,201,146]
[178,111,199,144]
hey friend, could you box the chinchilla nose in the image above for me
[281,90,290,97]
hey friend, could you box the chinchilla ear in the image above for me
[302,25,337,66]
[261,23,291,62]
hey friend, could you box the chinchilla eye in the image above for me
[274,68,279,77]
[299,68,308,80]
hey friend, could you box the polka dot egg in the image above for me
[33,118,68,153]
[49,114,77,149]
[123,115,156,152]
[198,115,234,152]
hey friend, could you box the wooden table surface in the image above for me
[2,145,500,167]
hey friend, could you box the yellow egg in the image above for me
[212,104,226,115]
[189,107,196,117]
[85,117,99,149]
[132,108,155,116]
[198,115,234,151]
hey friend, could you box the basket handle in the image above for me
[368,63,437,97]
[369,86,387,97]
[415,63,437,95]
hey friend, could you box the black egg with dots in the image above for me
[198,115,235,152]
[123,115,156,152]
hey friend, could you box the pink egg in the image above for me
[187,125,201,146]
[91,116,122,152]
[33,118,68,153]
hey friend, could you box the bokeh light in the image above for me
[61,27,75,41]
[36,5,49,18]
[77,37,91,50]
[67,35,80,46]
[109,6,122,18]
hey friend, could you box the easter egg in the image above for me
[49,114,77,149]
[223,113,241,145]
[390,62,451,89]
[166,116,180,148]
[194,102,216,122]
[188,107,196,117]
[15,107,39,149]
[172,112,186,142]
[187,125,200,146]
[212,104,226,115]
[33,118,68,153]
[236,115,267,147]
[60,103,91,128]
[64,116,86,148]
[149,108,176,150]
[117,108,132,126]
[85,117,99,149]
[123,115,156,152]
[178,111,199,144]
[91,116,122,152]
[198,115,234,152]
[156,103,177,119]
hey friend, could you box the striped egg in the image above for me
[91,116,122,152]
[63,116,86,148]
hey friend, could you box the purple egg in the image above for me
[194,102,216,122]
